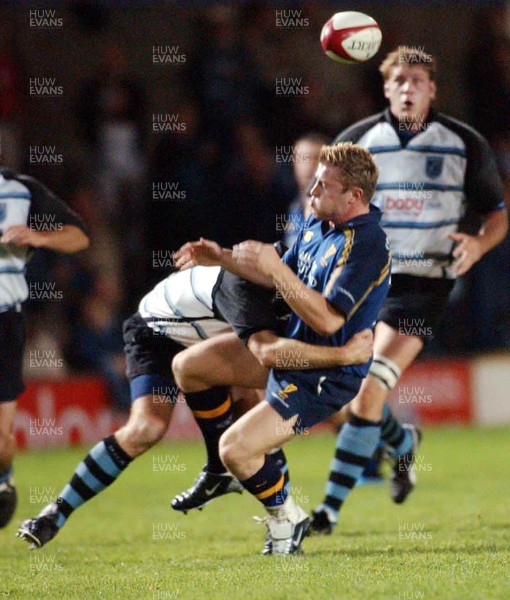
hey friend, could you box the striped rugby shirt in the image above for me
[334,108,505,279]
[139,243,290,348]
[138,266,231,347]
[0,168,86,310]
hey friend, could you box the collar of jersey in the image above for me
[383,107,437,144]
[329,204,382,231]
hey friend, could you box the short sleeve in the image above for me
[22,176,88,233]
[464,134,505,215]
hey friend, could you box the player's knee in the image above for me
[120,414,167,454]
[219,429,246,471]
[172,352,195,392]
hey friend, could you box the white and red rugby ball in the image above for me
[320,11,382,64]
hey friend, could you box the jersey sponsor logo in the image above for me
[303,230,314,242]
[0,203,5,222]
[277,383,298,401]
[297,251,314,276]
[383,196,424,216]
[320,243,336,267]
[306,273,317,288]
[425,155,444,179]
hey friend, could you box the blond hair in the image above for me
[319,142,378,204]
[379,46,436,81]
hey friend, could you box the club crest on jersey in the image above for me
[320,243,336,267]
[303,230,314,242]
[277,383,298,401]
[0,203,6,222]
[425,156,444,179]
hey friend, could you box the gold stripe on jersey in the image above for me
[324,228,354,298]
[348,252,392,319]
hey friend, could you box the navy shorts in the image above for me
[123,312,183,402]
[378,274,455,341]
[265,368,362,432]
[0,309,26,402]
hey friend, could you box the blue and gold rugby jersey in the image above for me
[282,204,391,379]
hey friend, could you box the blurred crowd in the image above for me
[0,2,508,409]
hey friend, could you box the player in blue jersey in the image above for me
[174,142,391,555]
[310,46,508,535]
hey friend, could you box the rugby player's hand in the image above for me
[343,329,374,364]
[174,238,222,269]
[0,225,48,248]
[232,240,280,277]
[448,232,483,276]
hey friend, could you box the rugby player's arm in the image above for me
[478,208,508,252]
[219,248,274,288]
[247,329,372,369]
[233,240,345,336]
[449,209,508,276]
[0,224,89,253]
[175,238,274,288]
[270,259,345,336]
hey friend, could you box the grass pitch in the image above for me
[1,428,509,600]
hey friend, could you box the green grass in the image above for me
[1,428,509,599]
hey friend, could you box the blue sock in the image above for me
[240,454,287,509]
[268,448,290,493]
[320,415,381,522]
[56,435,132,528]
[0,466,13,484]
[380,404,413,457]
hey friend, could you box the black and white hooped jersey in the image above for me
[139,242,289,348]
[138,266,232,347]
[0,168,87,309]
[334,109,505,279]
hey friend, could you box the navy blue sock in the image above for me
[240,454,287,509]
[56,435,132,528]
[269,448,290,492]
[185,387,232,474]
[319,415,381,522]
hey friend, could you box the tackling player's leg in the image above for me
[311,322,423,534]
[17,390,174,549]
[16,312,179,549]
[171,333,290,514]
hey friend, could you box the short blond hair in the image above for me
[319,142,378,204]
[379,46,436,81]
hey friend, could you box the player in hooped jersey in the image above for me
[310,47,508,534]
[0,168,89,529]
[17,244,373,549]
[174,143,391,555]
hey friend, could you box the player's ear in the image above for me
[383,80,391,99]
[351,187,364,203]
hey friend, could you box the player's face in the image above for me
[293,141,322,192]
[309,163,358,223]
[384,65,436,122]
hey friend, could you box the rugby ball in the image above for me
[320,11,382,64]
